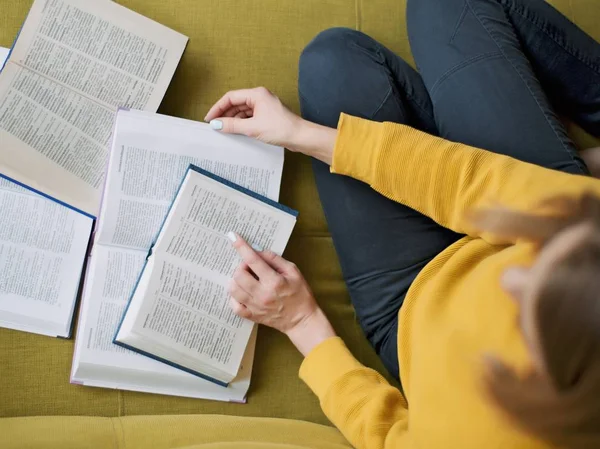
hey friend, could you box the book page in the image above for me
[0,178,93,337]
[76,245,148,358]
[117,168,296,379]
[95,109,284,251]
[127,256,251,380]
[71,244,254,402]
[0,47,8,68]
[0,0,188,216]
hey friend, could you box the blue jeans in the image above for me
[298,0,600,381]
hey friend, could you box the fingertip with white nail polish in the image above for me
[227,231,237,243]
[210,119,223,131]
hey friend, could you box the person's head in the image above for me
[471,192,600,449]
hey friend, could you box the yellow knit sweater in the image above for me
[299,114,600,449]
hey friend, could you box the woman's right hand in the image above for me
[205,87,337,165]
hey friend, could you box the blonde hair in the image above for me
[471,193,600,449]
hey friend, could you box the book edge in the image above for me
[112,339,230,387]
[188,164,299,217]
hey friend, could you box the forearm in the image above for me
[287,119,336,165]
[299,336,409,449]
[286,307,337,356]
[325,114,600,237]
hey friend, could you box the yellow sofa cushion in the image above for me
[1,0,599,424]
[0,415,351,449]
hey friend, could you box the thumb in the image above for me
[211,117,253,137]
[259,250,295,274]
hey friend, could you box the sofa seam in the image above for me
[110,417,124,449]
[118,390,124,417]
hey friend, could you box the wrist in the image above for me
[286,308,337,357]
[286,119,336,165]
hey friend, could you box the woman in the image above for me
[205,0,600,447]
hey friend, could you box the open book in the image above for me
[71,109,286,401]
[0,0,188,216]
[114,166,298,386]
[0,0,187,337]
[0,178,93,337]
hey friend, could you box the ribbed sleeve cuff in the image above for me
[331,114,384,184]
[299,337,365,399]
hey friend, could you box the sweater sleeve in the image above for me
[332,114,599,239]
[300,337,410,449]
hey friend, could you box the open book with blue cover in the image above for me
[113,166,297,386]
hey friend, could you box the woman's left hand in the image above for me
[227,233,336,356]
[205,88,337,165]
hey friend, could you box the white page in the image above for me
[0,178,93,337]
[95,109,284,250]
[0,0,188,216]
[116,169,296,381]
[71,244,254,402]
[0,47,8,68]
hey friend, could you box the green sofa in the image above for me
[1,0,599,447]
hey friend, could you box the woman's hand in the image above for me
[205,87,337,165]
[227,232,336,356]
[205,87,302,148]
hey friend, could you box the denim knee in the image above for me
[299,28,364,94]
[298,28,375,123]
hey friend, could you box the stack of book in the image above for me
[0,0,296,403]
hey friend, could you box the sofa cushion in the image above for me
[1,0,599,423]
[0,415,351,449]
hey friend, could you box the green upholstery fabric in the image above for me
[1,0,599,425]
[0,415,352,449]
